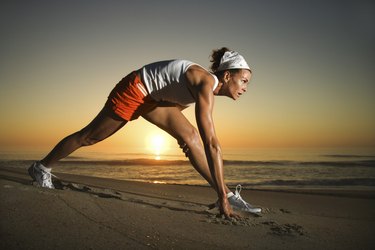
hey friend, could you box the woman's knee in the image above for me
[82,137,102,146]
[178,128,201,156]
[76,130,102,147]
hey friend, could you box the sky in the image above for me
[1,0,374,155]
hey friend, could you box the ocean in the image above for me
[1,147,375,191]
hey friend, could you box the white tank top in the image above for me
[139,59,218,107]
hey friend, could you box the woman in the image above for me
[29,47,261,218]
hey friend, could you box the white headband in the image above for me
[216,51,251,72]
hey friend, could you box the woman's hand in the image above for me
[218,197,241,219]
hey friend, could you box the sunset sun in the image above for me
[148,134,168,159]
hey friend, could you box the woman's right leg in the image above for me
[41,106,127,167]
[142,105,232,194]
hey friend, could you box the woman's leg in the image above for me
[142,105,231,194]
[41,106,127,167]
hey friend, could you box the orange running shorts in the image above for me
[106,71,157,121]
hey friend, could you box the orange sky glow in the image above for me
[1,1,374,155]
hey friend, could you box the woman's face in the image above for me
[221,69,252,100]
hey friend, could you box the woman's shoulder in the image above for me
[185,64,217,88]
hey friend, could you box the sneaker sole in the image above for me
[248,208,262,214]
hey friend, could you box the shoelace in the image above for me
[211,184,253,210]
[234,184,252,209]
[39,169,57,187]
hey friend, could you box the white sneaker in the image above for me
[228,184,261,214]
[28,162,55,189]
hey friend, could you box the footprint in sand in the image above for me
[205,214,258,227]
[279,208,292,214]
[268,223,305,236]
[62,182,122,199]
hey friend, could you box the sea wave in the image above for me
[2,158,375,168]
[322,154,375,159]
[223,160,375,167]
[242,178,375,187]
[2,159,375,189]
[57,158,375,168]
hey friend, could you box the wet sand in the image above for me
[1,166,374,249]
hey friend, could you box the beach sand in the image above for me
[1,166,374,249]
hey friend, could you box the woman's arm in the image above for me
[195,82,226,196]
[186,66,236,217]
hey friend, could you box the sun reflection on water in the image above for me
[152,180,166,184]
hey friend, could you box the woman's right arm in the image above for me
[186,67,237,218]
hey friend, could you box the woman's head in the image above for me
[210,47,252,74]
[210,47,252,100]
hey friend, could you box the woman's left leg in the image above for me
[41,106,127,167]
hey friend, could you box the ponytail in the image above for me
[209,47,231,73]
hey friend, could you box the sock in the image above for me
[38,162,52,172]
[227,192,234,198]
